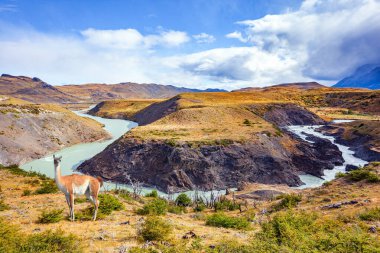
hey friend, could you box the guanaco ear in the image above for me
[53,154,56,159]
[58,156,62,160]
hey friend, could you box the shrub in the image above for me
[358,207,380,221]
[23,229,82,252]
[74,197,87,204]
[137,198,168,215]
[145,190,158,198]
[175,193,192,206]
[335,172,346,179]
[0,199,10,211]
[214,197,240,211]
[168,205,186,214]
[0,164,48,180]
[76,194,123,220]
[35,181,59,194]
[114,189,133,201]
[346,168,380,182]
[251,211,380,252]
[193,202,206,212]
[38,209,64,224]
[0,218,82,252]
[271,194,302,211]
[138,216,172,241]
[22,189,32,196]
[206,213,250,230]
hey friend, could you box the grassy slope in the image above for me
[89,99,162,119]
[127,92,290,143]
[1,163,380,252]
[88,89,380,141]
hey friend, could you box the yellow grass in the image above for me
[93,99,162,119]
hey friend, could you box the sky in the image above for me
[0,0,379,90]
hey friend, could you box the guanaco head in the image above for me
[53,155,62,167]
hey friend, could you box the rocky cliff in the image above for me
[0,100,110,165]
[319,120,380,161]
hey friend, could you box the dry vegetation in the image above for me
[1,163,380,252]
[90,99,162,119]
[119,88,380,144]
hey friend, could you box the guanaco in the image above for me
[53,155,103,221]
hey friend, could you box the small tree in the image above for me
[175,193,192,206]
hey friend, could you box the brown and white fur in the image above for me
[53,155,103,221]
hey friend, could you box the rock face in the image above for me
[319,121,380,162]
[0,104,110,166]
[78,132,343,193]
[250,103,326,126]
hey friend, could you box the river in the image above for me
[287,120,368,189]
[21,113,368,194]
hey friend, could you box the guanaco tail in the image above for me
[53,155,103,221]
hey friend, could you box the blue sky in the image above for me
[0,0,379,89]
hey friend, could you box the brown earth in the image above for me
[0,97,110,166]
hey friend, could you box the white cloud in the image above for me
[225,31,247,43]
[193,33,215,44]
[81,28,190,49]
[1,0,379,90]
[233,0,380,80]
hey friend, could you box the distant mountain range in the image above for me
[0,74,227,104]
[234,82,325,92]
[334,64,380,89]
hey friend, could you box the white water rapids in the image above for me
[287,120,368,189]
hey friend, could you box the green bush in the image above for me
[358,207,380,221]
[38,209,64,224]
[145,190,158,198]
[34,181,59,194]
[22,189,32,196]
[76,194,123,220]
[335,172,346,179]
[0,164,48,180]
[138,216,172,241]
[0,218,82,252]
[23,229,82,252]
[0,199,10,211]
[175,193,192,206]
[114,189,133,201]
[271,194,302,211]
[194,202,207,212]
[206,213,250,230]
[250,211,380,252]
[74,197,88,204]
[137,198,168,215]
[168,205,186,214]
[214,197,240,211]
[346,168,380,182]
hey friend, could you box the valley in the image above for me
[0,74,379,253]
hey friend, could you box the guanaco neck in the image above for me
[54,163,64,187]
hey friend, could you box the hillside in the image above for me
[88,99,163,119]
[57,82,226,102]
[0,74,80,103]
[77,92,346,192]
[334,64,380,89]
[0,97,110,165]
[1,163,380,252]
[237,82,325,92]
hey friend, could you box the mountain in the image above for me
[56,82,227,102]
[334,64,380,89]
[0,74,227,104]
[0,74,80,103]
[235,82,325,92]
